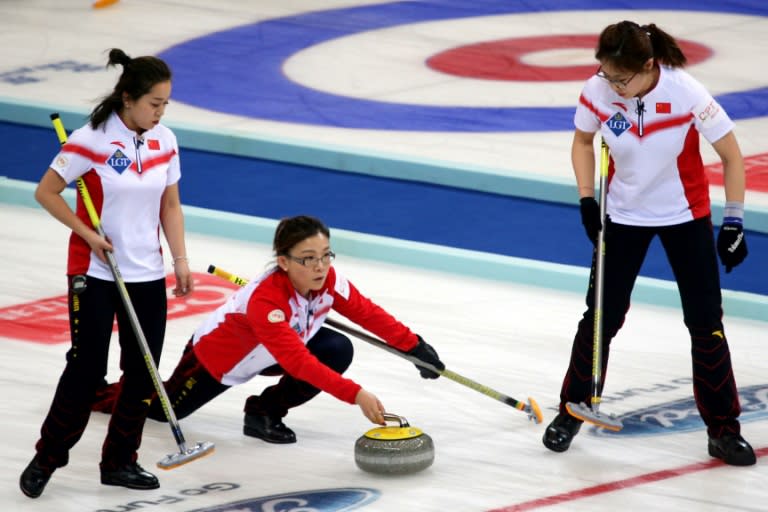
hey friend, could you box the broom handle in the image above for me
[590,137,610,413]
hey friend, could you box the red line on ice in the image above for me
[489,446,768,511]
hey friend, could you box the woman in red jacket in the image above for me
[95,215,444,443]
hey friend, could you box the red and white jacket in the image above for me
[575,65,733,227]
[191,266,419,404]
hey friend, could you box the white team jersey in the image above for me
[50,112,181,281]
[574,66,733,226]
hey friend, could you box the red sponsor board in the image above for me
[0,272,238,344]
[705,152,768,192]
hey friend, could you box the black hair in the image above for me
[273,215,331,256]
[89,48,172,129]
[596,21,687,72]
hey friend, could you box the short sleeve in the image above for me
[574,79,602,133]
[49,125,97,184]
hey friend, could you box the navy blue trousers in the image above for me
[36,276,166,471]
[557,217,742,437]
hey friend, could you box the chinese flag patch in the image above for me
[656,102,671,114]
[147,139,160,150]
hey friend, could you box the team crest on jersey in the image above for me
[606,112,632,137]
[107,148,133,174]
[267,309,285,323]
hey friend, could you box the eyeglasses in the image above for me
[286,251,336,267]
[595,67,637,90]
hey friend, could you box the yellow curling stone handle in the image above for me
[363,413,424,440]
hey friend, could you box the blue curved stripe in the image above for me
[3,120,766,296]
[159,0,768,131]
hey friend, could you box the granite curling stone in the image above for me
[354,413,434,475]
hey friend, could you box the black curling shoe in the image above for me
[101,463,159,490]
[543,413,583,453]
[708,433,756,466]
[20,456,53,498]
[244,413,297,443]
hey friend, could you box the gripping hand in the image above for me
[579,197,601,246]
[407,336,445,379]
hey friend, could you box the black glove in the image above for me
[717,222,748,273]
[579,197,601,246]
[407,336,444,379]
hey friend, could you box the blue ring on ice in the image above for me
[159,0,768,132]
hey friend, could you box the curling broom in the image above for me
[207,263,543,424]
[565,137,623,431]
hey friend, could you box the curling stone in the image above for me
[354,413,434,475]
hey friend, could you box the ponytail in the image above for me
[89,48,172,129]
[643,23,687,67]
[596,21,687,71]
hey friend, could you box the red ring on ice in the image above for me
[427,35,713,81]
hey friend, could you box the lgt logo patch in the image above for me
[606,112,632,137]
[107,148,132,174]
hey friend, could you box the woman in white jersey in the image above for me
[20,48,193,498]
[542,21,753,466]
[92,215,445,444]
